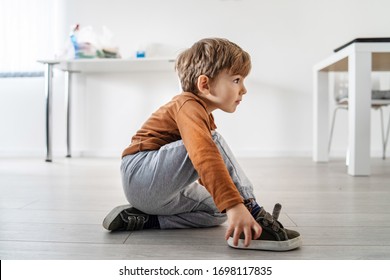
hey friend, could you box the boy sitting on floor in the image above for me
[103,38,301,251]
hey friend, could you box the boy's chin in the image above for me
[221,108,235,113]
[226,107,237,113]
[220,104,238,113]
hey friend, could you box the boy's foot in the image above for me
[102,205,151,231]
[227,203,302,251]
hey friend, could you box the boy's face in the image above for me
[206,70,247,113]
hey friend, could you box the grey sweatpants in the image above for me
[120,131,256,229]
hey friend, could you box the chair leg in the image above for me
[384,108,390,160]
[379,107,385,159]
[328,106,346,155]
[328,107,338,154]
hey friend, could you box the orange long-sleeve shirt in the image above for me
[122,92,243,212]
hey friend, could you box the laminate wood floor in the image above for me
[1,157,389,260]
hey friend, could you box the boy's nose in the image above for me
[240,85,247,95]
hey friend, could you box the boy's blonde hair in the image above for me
[175,38,251,94]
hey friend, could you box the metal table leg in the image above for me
[65,71,72,158]
[44,63,54,162]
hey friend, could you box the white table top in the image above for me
[314,42,390,72]
[37,57,175,73]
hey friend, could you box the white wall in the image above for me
[1,0,390,158]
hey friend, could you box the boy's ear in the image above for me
[197,75,211,95]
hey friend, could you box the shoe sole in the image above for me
[102,204,133,231]
[227,236,302,251]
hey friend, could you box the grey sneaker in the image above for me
[102,205,149,231]
[227,203,302,251]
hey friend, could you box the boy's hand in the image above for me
[225,203,262,247]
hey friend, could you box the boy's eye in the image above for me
[233,78,240,83]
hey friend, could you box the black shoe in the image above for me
[227,203,302,251]
[102,205,150,231]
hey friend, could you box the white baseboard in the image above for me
[0,148,387,159]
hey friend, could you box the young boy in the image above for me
[103,38,301,251]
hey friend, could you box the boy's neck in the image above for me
[197,93,217,114]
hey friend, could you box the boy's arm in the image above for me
[176,101,242,211]
[177,100,262,246]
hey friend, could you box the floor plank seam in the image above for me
[284,213,298,226]
[19,199,41,209]
[123,232,134,244]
